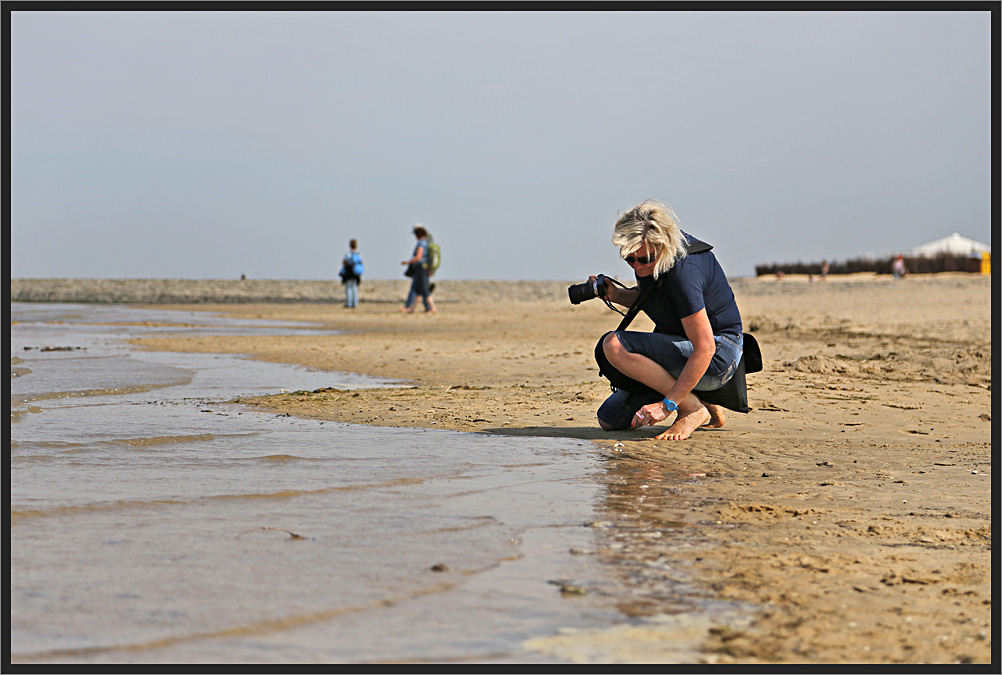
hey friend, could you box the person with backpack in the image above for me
[339,239,363,309]
[400,225,437,314]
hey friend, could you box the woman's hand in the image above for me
[632,401,672,429]
[590,275,623,305]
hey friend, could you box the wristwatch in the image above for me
[662,398,678,414]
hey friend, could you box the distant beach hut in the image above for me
[907,233,990,257]
[903,233,990,275]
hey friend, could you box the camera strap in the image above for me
[615,277,662,332]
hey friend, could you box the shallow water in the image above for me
[10,303,739,664]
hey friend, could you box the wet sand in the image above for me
[20,273,991,664]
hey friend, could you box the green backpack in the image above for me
[426,238,441,275]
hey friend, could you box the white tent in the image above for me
[907,233,991,257]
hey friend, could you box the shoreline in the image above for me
[11,278,593,305]
[11,275,992,664]
[10,272,980,305]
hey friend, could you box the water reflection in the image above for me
[9,303,623,664]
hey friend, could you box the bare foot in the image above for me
[399,307,414,313]
[703,403,726,428]
[656,406,712,441]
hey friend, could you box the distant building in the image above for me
[907,233,990,257]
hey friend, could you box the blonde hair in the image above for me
[612,199,686,278]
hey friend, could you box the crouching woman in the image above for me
[594,200,744,441]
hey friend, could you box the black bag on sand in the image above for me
[692,333,761,412]
[593,273,763,413]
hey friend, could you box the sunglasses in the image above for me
[625,253,656,265]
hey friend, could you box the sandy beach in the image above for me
[13,273,992,664]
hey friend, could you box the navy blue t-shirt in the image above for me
[635,234,742,339]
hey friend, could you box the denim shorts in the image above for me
[596,331,743,431]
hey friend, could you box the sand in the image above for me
[18,273,991,664]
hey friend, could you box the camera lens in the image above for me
[567,279,598,305]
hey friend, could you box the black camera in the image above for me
[568,274,608,305]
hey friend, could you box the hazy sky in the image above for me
[10,10,992,281]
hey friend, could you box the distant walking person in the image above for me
[891,254,908,280]
[340,239,363,308]
[400,225,437,314]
